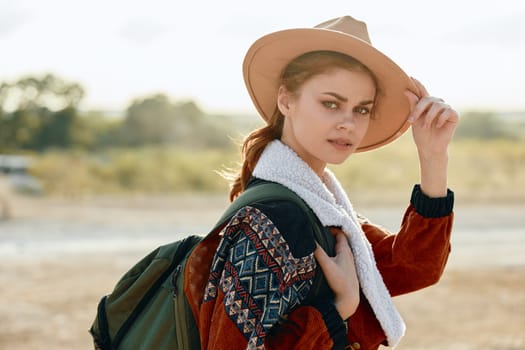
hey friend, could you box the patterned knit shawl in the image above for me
[252,140,405,347]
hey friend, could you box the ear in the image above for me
[277,85,292,117]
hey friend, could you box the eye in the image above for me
[322,101,339,110]
[354,106,371,116]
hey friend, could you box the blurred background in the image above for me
[1,0,524,349]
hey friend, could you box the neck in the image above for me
[278,137,327,177]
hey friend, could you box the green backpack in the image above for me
[89,182,334,350]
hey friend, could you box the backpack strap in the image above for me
[214,182,319,233]
[211,180,334,302]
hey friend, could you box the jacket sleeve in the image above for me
[362,184,455,296]
[199,202,348,350]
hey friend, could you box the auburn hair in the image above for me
[228,50,377,201]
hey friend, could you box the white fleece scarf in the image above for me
[252,140,405,347]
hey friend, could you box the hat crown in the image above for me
[314,16,371,44]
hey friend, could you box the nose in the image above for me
[336,113,356,130]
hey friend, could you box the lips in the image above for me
[329,138,352,147]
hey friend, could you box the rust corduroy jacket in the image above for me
[184,186,454,350]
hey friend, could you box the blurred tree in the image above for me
[0,74,85,151]
[36,107,77,148]
[0,74,84,111]
[120,94,231,148]
[0,107,48,151]
[1,74,239,152]
[171,100,206,145]
[74,111,123,150]
[121,94,176,145]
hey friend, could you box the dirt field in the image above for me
[1,194,524,349]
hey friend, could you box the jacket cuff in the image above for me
[411,184,454,218]
[313,300,348,349]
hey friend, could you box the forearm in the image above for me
[406,78,459,199]
[418,150,449,198]
[363,185,454,295]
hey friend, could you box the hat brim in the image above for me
[243,28,417,152]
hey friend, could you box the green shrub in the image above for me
[26,136,525,202]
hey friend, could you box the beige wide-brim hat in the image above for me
[243,16,417,152]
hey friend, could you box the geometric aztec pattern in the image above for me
[203,206,316,349]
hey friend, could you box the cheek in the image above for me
[291,107,319,131]
[362,118,371,130]
[357,119,371,138]
[299,114,330,138]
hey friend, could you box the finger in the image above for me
[335,232,347,243]
[408,77,423,98]
[411,77,430,97]
[404,90,419,123]
[314,244,344,283]
[329,227,345,236]
[436,107,459,128]
[409,96,433,124]
[314,243,333,269]
[403,90,419,115]
[333,232,352,255]
[423,102,447,129]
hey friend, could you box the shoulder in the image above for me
[230,200,317,258]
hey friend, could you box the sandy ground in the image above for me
[1,194,524,349]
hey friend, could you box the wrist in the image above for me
[417,148,449,164]
[419,152,449,198]
[335,297,358,321]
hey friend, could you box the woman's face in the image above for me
[278,68,376,175]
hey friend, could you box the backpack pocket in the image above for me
[90,235,203,350]
[169,262,201,349]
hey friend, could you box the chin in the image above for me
[328,155,352,165]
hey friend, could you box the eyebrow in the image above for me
[322,92,374,105]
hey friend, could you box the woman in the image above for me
[184,16,458,350]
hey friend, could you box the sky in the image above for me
[1,0,524,115]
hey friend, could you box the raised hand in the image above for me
[404,78,459,158]
[404,78,459,197]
